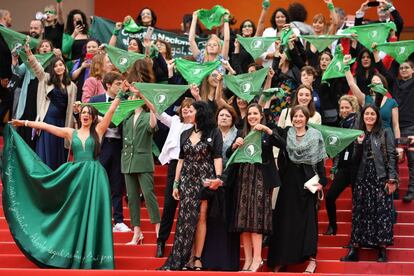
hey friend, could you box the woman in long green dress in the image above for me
[2,93,123,269]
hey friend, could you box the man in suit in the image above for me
[89,71,130,232]
[0,10,13,128]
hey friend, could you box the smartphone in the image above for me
[367,1,380,7]
[144,26,154,40]
[76,20,84,28]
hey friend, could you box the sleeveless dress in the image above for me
[2,126,114,269]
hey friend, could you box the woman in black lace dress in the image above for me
[341,105,398,262]
[159,101,223,270]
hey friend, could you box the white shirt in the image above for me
[104,93,121,139]
[157,113,193,165]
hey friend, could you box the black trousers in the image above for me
[157,159,178,243]
[0,85,12,127]
[100,137,125,224]
[325,166,353,227]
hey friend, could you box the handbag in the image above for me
[304,174,320,194]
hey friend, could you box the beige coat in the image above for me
[29,58,77,148]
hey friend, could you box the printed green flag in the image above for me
[309,123,363,158]
[376,40,414,64]
[123,17,141,33]
[18,51,54,74]
[0,26,39,51]
[226,130,262,168]
[279,27,293,48]
[104,44,145,73]
[237,34,277,60]
[367,83,388,95]
[197,5,227,30]
[132,82,190,114]
[343,22,396,51]
[300,35,350,52]
[175,58,221,85]
[223,67,269,103]
[87,99,144,126]
[252,87,286,102]
[321,47,355,82]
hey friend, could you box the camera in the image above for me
[35,12,48,20]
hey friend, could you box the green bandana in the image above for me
[197,5,227,30]
[300,35,350,52]
[252,87,286,102]
[104,43,145,73]
[123,18,141,33]
[18,51,55,75]
[226,130,262,168]
[223,67,269,103]
[342,22,397,51]
[87,99,144,126]
[0,26,39,51]
[237,34,277,60]
[309,123,363,158]
[376,40,414,64]
[322,47,355,82]
[132,82,189,114]
[368,83,388,95]
[175,58,221,85]
[279,27,293,49]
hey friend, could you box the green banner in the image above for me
[223,67,269,103]
[321,47,355,82]
[197,5,227,30]
[87,99,144,126]
[123,17,141,33]
[104,43,145,73]
[309,123,363,158]
[0,26,39,51]
[226,130,262,168]
[175,58,220,85]
[18,51,55,75]
[376,40,414,64]
[132,82,189,114]
[343,22,396,51]
[237,34,277,60]
[90,16,207,58]
[252,87,286,102]
[300,35,350,52]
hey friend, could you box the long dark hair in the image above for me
[359,104,383,135]
[193,101,216,140]
[136,7,157,27]
[47,57,72,87]
[270,8,290,30]
[238,19,257,36]
[370,73,388,108]
[79,105,101,159]
[242,103,266,137]
[127,58,156,83]
[355,48,376,90]
[65,9,89,35]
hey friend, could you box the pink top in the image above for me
[82,77,105,102]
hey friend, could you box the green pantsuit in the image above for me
[121,111,161,226]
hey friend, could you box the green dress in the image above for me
[1,125,114,269]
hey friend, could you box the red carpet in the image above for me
[1,137,414,274]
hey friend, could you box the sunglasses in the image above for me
[243,24,253,28]
[399,66,412,71]
[44,10,56,15]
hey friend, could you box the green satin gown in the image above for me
[1,125,114,269]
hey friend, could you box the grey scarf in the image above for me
[286,127,327,165]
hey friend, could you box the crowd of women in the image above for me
[1,0,414,273]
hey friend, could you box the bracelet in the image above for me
[56,0,63,2]
[112,28,120,36]
[173,180,180,189]
[327,3,335,11]
[24,120,29,127]
[224,18,229,23]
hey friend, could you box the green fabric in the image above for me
[237,34,277,60]
[152,141,161,157]
[175,58,221,85]
[309,123,363,158]
[87,99,144,126]
[223,67,269,103]
[322,47,355,82]
[0,26,39,51]
[252,87,286,102]
[376,40,414,64]
[279,27,293,49]
[226,130,262,168]
[197,5,227,30]
[300,35,349,52]
[123,18,142,33]
[343,22,397,51]
[61,33,74,59]
[104,43,145,73]
[132,82,189,114]
[367,83,388,95]
[1,125,114,269]
[18,51,54,75]
[262,0,270,8]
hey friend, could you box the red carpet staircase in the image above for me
[1,135,414,275]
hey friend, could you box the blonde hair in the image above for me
[339,95,360,113]
[203,34,222,62]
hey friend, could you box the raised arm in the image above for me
[189,11,201,58]
[325,0,339,35]
[221,13,231,60]
[108,22,122,46]
[343,55,365,106]
[56,0,64,25]
[95,96,121,136]
[255,1,270,36]
[11,120,73,140]
[214,74,232,109]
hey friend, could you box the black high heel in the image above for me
[340,246,359,262]
[193,256,203,271]
[323,224,337,235]
[377,247,387,262]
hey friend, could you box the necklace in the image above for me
[194,128,201,133]
[296,133,305,137]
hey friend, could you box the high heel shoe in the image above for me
[304,258,317,273]
[377,247,387,262]
[249,259,264,272]
[125,232,144,245]
[323,224,337,235]
[340,246,359,262]
[193,256,203,271]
